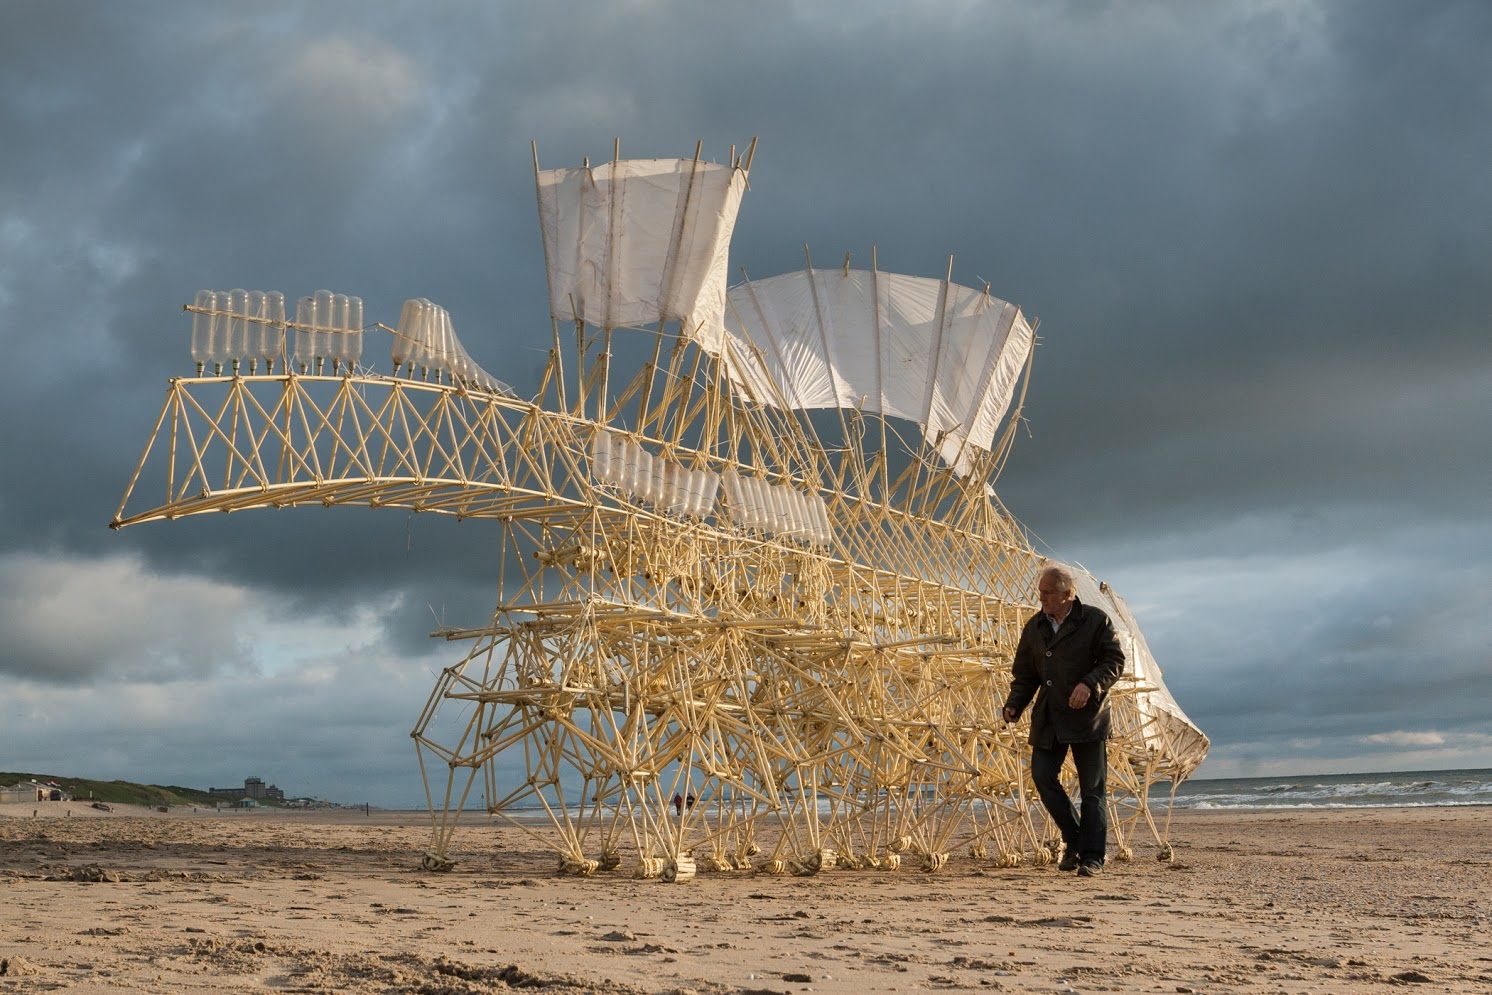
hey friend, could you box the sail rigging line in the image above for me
[531,142,568,412]
[604,142,621,333]
[595,141,623,422]
[869,246,892,503]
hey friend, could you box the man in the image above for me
[1002,563,1125,876]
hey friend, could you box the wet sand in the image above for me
[2,803,1489,993]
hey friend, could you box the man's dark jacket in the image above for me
[1004,598,1126,748]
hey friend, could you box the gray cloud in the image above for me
[1,1,1489,800]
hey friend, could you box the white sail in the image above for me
[535,156,749,339]
[719,266,1035,476]
[1067,567,1210,779]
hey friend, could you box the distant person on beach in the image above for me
[685,794,695,811]
[672,793,684,816]
[1002,563,1124,877]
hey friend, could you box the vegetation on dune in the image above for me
[0,773,228,808]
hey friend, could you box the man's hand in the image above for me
[1001,706,1019,725]
[1067,683,1092,709]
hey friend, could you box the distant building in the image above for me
[210,776,285,803]
[1,783,34,803]
[6,780,72,802]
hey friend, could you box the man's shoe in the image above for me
[1057,852,1080,872]
[1076,860,1103,877]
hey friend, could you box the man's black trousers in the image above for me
[1030,740,1108,865]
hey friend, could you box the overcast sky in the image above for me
[2,1,1488,805]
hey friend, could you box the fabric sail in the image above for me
[717,267,1035,476]
[535,157,749,340]
[1065,567,1210,778]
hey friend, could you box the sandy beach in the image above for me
[2,803,1489,993]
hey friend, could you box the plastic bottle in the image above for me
[590,430,613,485]
[293,296,316,373]
[312,289,334,373]
[393,299,419,375]
[245,291,266,373]
[662,462,683,515]
[329,293,349,373]
[697,471,720,519]
[344,296,363,373]
[810,494,832,546]
[226,289,249,373]
[605,437,626,487]
[191,289,215,375]
[722,471,744,526]
[433,306,454,383]
[648,452,668,507]
[625,442,645,500]
[210,290,234,374]
[407,299,431,378]
[261,291,286,374]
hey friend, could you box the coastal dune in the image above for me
[2,805,1488,993]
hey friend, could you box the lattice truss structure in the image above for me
[112,142,1208,881]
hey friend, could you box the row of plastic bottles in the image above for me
[589,431,721,519]
[393,298,506,392]
[191,289,286,375]
[293,290,364,374]
[188,290,511,389]
[722,471,833,546]
[190,289,362,375]
[588,430,833,544]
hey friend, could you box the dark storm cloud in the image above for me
[1,1,1489,796]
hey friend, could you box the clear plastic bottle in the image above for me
[606,433,627,485]
[452,340,474,387]
[225,289,249,374]
[722,471,744,526]
[328,293,349,373]
[624,442,645,499]
[589,429,611,484]
[293,296,316,373]
[209,290,234,374]
[413,299,435,378]
[432,306,454,383]
[311,289,334,374]
[810,494,831,546]
[393,299,418,375]
[698,471,720,519]
[404,299,425,378]
[648,452,668,508]
[344,296,363,373]
[191,289,215,376]
[245,290,266,373]
[662,462,682,515]
[261,291,286,374]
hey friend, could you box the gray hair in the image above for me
[1037,562,1078,596]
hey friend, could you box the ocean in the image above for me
[1170,767,1492,810]
[490,767,1492,815]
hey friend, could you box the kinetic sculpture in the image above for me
[112,141,1208,880]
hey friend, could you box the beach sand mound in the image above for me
[0,956,41,977]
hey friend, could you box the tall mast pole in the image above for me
[531,141,568,412]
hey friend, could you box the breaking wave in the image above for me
[1172,769,1492,810]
